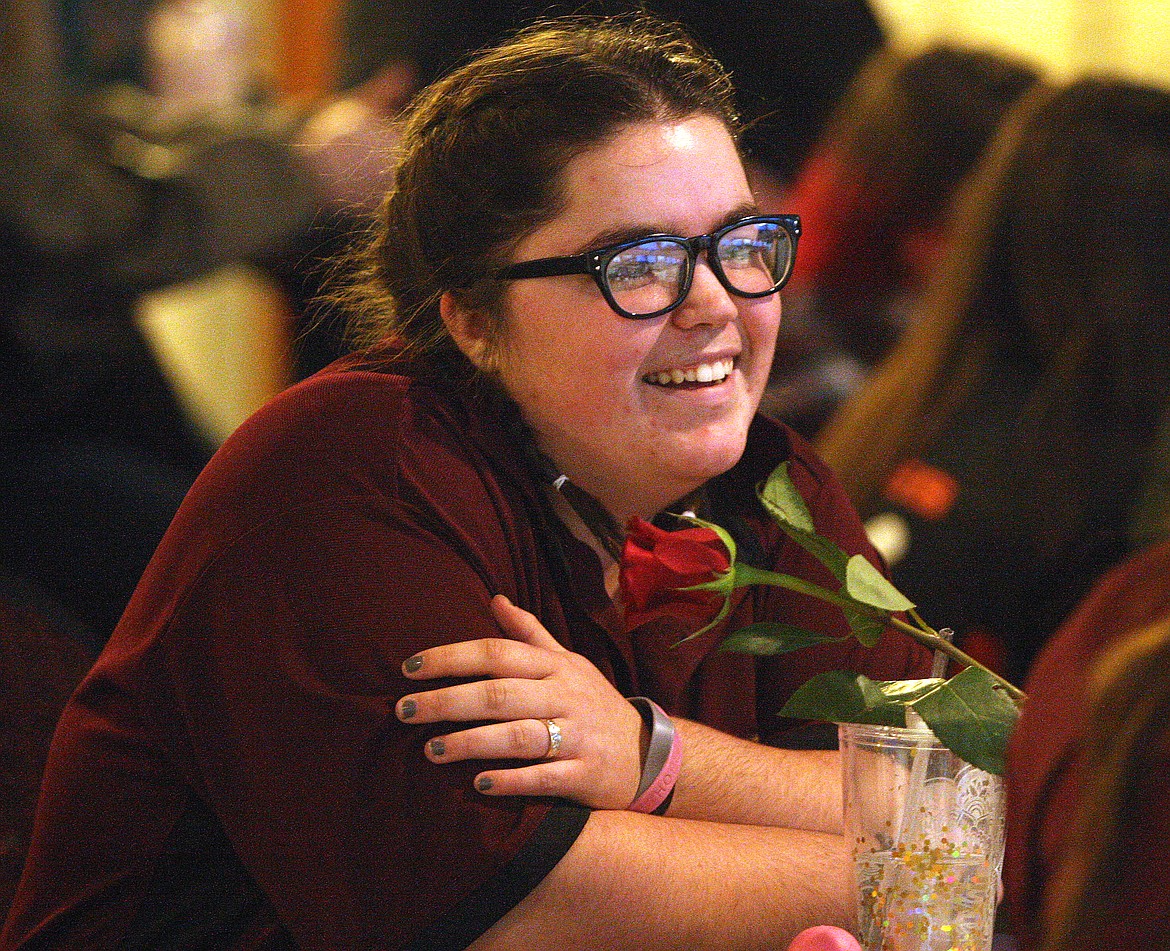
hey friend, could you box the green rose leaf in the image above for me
[758,463,849,580]
[697,460,1024,768]
[842,604,886,647]
[758,461,815,532]
[844,554,916,612]
[780,671,946,727]
[911,666,1021,775]
[871,677,950,703]
[720,622,847,655]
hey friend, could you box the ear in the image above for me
[440,291,496,372]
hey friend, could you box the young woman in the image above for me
[2,17,928,950]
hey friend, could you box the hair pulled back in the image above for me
[343,15,739,381]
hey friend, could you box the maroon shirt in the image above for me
[3,356,929,949]
[1003,537,1170,949]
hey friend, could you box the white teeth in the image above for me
[646,358,734,387]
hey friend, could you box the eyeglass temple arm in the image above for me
[498,255,592,279]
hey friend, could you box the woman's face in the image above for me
[485,115,782,521]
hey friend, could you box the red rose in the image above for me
[619,517,733,634]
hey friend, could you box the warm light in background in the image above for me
[265,0,1170,101]
[869,0,1170,88]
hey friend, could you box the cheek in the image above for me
[491,321,609,427]
[744,301,782,383]
[759,295,784,345]
[500,293,657,407]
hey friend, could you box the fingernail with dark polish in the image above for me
[404,656,423,674]
[476,776,493,792]
[428,738,446,756]
[399,699,417,720]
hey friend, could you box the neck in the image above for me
[545,467,708,580]
[560,467,694,534]
[547,489,623,600]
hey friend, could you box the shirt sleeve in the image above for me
[1003,538,1170,947]
[138,488,584,948]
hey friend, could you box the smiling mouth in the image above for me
[643,357,735,388]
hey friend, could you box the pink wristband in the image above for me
[629,727,681,814]
[627,698,682,815]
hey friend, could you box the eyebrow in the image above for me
[574,202,762,256]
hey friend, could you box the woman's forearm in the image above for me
[471,809,853,950]
[668,719,843,833]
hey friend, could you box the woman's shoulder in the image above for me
[217,358,488,485]
[223,356,453,456]
[105,360,539,655]
[162,359,522,565]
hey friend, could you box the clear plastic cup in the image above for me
[839,721,1005,951]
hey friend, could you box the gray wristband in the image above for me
[627,696,676,803]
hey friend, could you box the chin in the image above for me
[670,425,751,488]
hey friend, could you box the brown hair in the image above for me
[826,44,1040,236]
[799,43,1040,363]
[339,15,739,382]
[816,77,1170,534]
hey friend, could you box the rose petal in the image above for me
[619,516,733,633]
[618,541,663,610]
[656,541,729,575]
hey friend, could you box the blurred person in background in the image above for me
[1004,538,1170,950]
[815,77,1170,684]
[760,44,1040,436]
[0,0,397,653]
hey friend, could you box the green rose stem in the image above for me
[662,464,1023,773]
[729,563,1027,704]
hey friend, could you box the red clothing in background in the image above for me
[1003,538,1170,949]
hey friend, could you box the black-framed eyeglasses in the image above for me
[495,214,801,320]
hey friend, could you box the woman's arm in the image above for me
[400,596,842,832]
[472,808,853,950]
[670,719,841,832]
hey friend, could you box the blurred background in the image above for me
[148,0,1170,442]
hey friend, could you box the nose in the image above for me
[670,256,738,330]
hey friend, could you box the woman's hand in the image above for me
[397,595,646,810]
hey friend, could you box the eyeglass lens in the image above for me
[604,219,793,317]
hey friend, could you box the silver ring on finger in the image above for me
[542,718,563,759]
